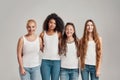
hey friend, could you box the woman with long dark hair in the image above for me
[39,13,64,80]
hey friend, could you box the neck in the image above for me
[48,29,55,33]
[26,33,35,37]
[67,36,74,42]
[46,30,56,35]
[88,33,93,40]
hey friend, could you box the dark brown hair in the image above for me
[43,13,64,33]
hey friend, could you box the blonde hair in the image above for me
[26,19,36,27]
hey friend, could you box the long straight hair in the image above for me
[80,19,102,69]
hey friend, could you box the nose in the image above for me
[29,27,33,31]
[51,23,55,26]
[89,25,92,29]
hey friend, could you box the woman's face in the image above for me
[65,25,74,37]
[26,22,36,35]
[48,19,56,30]
[86,21,94,33]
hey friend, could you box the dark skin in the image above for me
[39,19,62,52]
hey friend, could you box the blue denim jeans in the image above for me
[60,68,79,80]
[19,65,41,80]
[40,59,61,80]
[81,64,99,80]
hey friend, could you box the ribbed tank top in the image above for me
[22,36,40,67]
[85,41,96,65]
[61,42,79,69]
[42,31,60,60]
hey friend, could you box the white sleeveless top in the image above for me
[42,31,60,60]
[61,42,79,69]
[85,41,96,65]
[22,36,40,67]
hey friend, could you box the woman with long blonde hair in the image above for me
[79,19,102,80]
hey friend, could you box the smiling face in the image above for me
[48,19,56,31]
[65,24,75,38]
[26,21,36,35]
[86,21,94,33]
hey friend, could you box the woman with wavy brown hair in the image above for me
[59,22,79,80]
[79,19,102,80]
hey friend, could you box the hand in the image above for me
[20,68,26,75]
[96,70,100,77]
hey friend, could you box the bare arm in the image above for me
[96,36,102,77]
[58,32,62,40]
[77,38,80,57]
[39,37,43,52]
[58,32,62,45]
[78,38,82,57]
[58,32,62,55]
[17,37,26,75]
[39,32,44,52]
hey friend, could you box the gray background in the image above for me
[0,0,119,80]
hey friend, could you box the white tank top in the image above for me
[85,41,96,65]
[61,42,79,69]
[42,31,60,60]
[22,36,40,67]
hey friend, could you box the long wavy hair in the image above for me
[59,22,79,56]
[79,19,102,70]
[43,13,64,33]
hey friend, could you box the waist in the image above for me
[42,53,60,60]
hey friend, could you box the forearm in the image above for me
[17,55,24,69]
[96,52,102,73]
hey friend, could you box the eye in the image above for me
[27,26,31,28]
[32,26,35,28]
[87,24,90,26]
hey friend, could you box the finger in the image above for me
[24,71,26,75]
[96,73,99,77]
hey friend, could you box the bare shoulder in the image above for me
[39,31,44,38]
[98,36,102,45]
[99,36,102,42]
[57,32,62,38]
[39,36,42,42]
[17,36,24,47]
[18,36,24,43]
[57,32,61,36]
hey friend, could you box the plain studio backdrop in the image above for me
[0,0,119,80]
